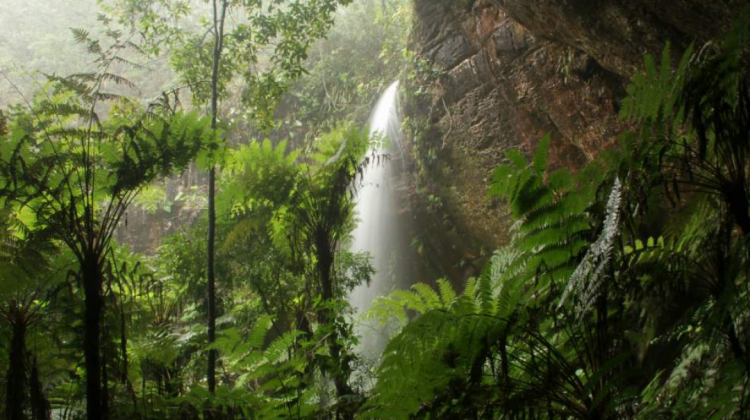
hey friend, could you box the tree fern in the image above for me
[194,317,314,419]
[360,133,637,418]
[489,133,601,296]
[620,42,694,125]
[367,280,455,327]
[437,278,457,307]
[361,250,526,419]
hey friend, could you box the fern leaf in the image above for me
[263,330,301,363]
[558,178,623,315]
[532,133,551,173]
[70,28,90,44]
[248,315,273,349]
[100,72,138,90]
[413,283,442,309]
[437,278,457,306]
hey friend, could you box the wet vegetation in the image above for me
[1,0,750,419]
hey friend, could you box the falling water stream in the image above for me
[349,81,414,362]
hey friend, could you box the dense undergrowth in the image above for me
[1,0,750,419]
[364,12,750,419]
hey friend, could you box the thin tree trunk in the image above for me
[30,357,51,420]
[6,307,27,420]
[118,295,138,410]
[83,258,104,420]
[315,229,352,398]
[728,186,750,236]
[207,0,227,396]
[102,333,109,420]
[207,166,217,394]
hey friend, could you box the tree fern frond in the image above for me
[99,72,138,91]
[70,28,90,45]
[513,182,554,218]
[412,283,442,309]
[437,278,457,307]
[558,178,623,315]
[390,289,427,313]
[532,133,551,173]
[248,315,273,349]
[518,221,591,252]
[520,200,568,232]
[263,330,302,363]
[37,101,90,119]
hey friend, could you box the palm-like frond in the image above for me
[559,178,623,316]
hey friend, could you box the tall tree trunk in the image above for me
[101,333,109,420]
[727,184,750,236]
[207,166,217,394]
[83,258,104,420]
[29,357,51,420]
[6,306,27,420]
[315,229,352,398]
[207,0,227,396]
[119,297,138,410]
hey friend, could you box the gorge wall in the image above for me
[403,0,745,280]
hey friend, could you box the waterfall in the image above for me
[349,81,412,361]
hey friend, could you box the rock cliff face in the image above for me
[404,0,743,279]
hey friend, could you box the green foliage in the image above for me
[209,123,373,413]
[488,133,602,296]
[134,184,171,214]
[362,140,623,418]
[558,177,623,316]
[358,12,750,420]
[220,139,300,219]
[277,0,413,138]
[0,0,398,417]
[109,0,357,129]
[177,317,315,419]
[0,31,217,420]
[6,2,750,419]
[362,251,527,419]
[0,85,213,251]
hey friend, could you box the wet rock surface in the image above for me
[404,0,742,280]
[493,0,744,77]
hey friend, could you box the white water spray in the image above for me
[349,81,412,360]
